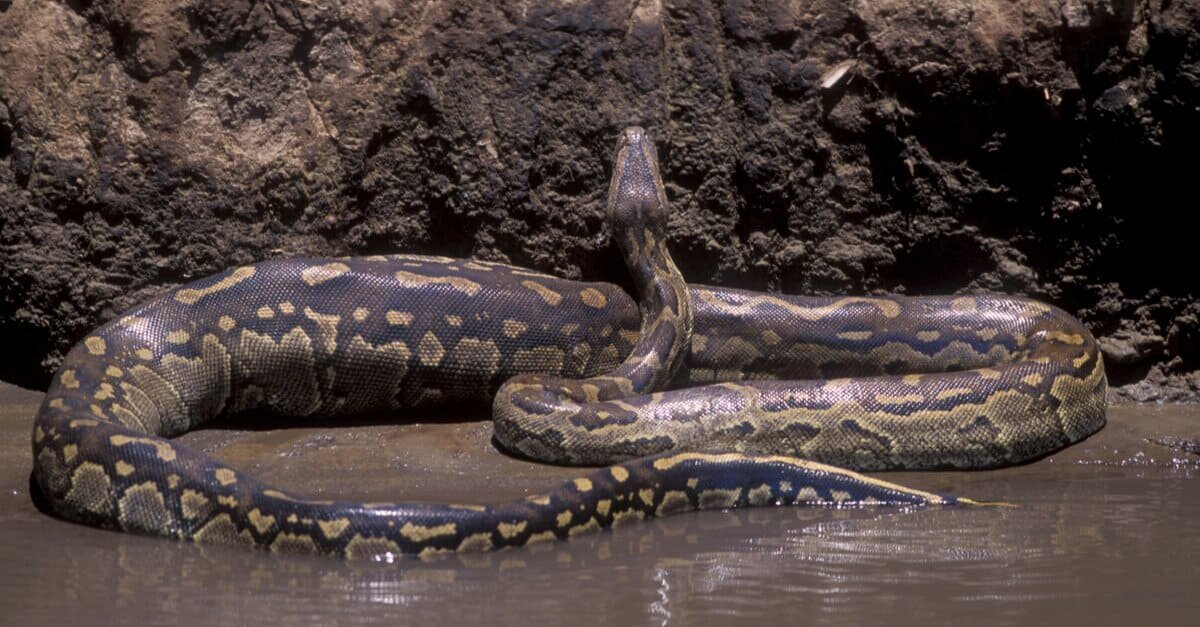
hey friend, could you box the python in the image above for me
[30,127,1105,558]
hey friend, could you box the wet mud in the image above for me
[1,382,1197,625]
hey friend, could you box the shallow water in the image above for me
[1,382,1197,625]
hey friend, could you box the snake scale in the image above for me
[30,128,1107,558]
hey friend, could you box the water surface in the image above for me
[1,383,1196,625]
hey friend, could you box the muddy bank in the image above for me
[1,1,1199,400]
[2,383,1199,624]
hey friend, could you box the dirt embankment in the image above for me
[1,1,1197,399]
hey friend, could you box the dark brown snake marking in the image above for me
[30,128,1106,558]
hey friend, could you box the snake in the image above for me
[29,127,1107,558]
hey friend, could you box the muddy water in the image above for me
[2,382,1197,626]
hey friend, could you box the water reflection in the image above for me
[4,466,1198,625]
[3,387,1198,625]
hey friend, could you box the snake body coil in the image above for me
[30,128,1106,558]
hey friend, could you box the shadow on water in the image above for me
[2,382,1198,625]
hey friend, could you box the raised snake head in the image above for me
[608,126,670,235]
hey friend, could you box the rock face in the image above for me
[0,0,1197,400]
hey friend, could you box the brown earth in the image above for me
[1,0,1198,400]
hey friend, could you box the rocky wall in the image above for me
[0,0,1197,400]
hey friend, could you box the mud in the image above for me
[2,382,1197,625]
[1,1,1199,400]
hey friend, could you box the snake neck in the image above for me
[491,128,692,456]
[605,127,692,393]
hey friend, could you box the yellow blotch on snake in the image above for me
[174,266,256,304]
[213,468,237,486]
[417,332,445,367]
[521,280,563,306]
[301,262,351,286]
[579,288,608,309]
[497,521,528,539]
[109,434,177,462]
[393,271,481,296]
[386,310,414,326]
[399,522,457,543]
[85,337,106,355]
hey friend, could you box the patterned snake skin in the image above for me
[30,128,1107,558]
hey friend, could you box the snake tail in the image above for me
[33,408,947,557]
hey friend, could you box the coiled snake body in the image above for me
[31,128,1107,558]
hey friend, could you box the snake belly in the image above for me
[30,128,1107,558]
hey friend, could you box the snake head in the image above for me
[608,127,670,233]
